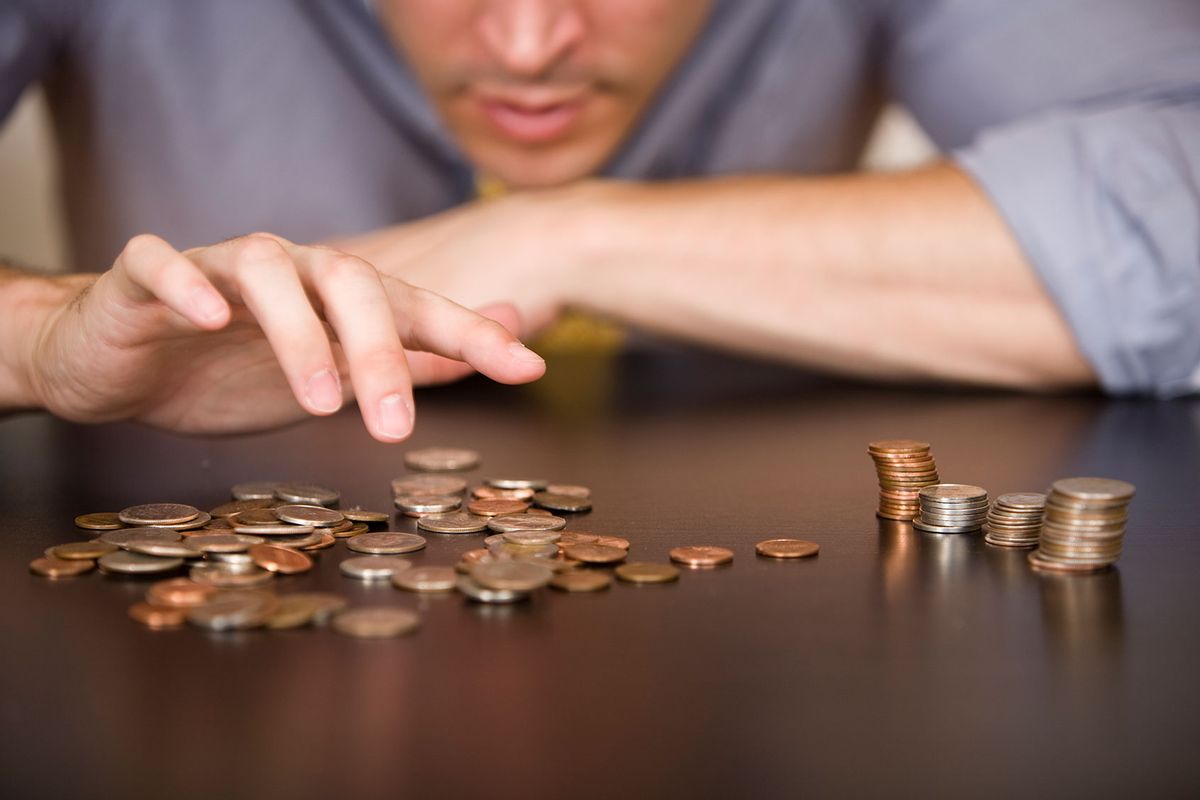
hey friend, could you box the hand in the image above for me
[23,233,546,440]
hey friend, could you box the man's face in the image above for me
[378,0,713,189]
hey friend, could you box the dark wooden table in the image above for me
[2,351,1197,799]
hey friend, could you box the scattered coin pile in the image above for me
[983,493,1047,547]
[868,440,940,521]
[1028,477,1135,574]
[912,484,990,533]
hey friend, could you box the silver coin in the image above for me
[339,556,414,580]
[392,566,458,593]
[456,575,530,604]
[911,515,981,534]
[471,560,554,591]
[153,511,213,531]
[994,492,1047,509]
[404,447,481,472]
[919,484,989,503]
[488,542,559,560]
[117,503,200,526]
[231,482,283,501]
[207,551,254,566]
[391,474,467,497]
[98,550,184,575]
[189,563,275,589]
[1050,477,1135,502]
[416,512,490,534]
[126,541,201,559]
[273,483,340,506]
[533,492,593,513]
[187,590,279,631]
[502,530,562,546]
[100,527,184,549]
[346,532,427,554]
[185,533,260,554]
[266,530,328,549]
[487,514,566,533]
[394,494,462,514]
[485,477,549,490]
[332,607,421,638]
[232,523,316,536]
[274,504,345,527]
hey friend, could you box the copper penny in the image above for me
[467,498,532,517]
[593,535,630,551]
[210,498,275,518]
[337,522,370,538]
[249,544,313,575]
[231,508,280,526]
[300,531,337,551]
[755,539,820,559]
[557,531,600,547]
[118,503,200,526]
[550,570,612,592]
[30,556,94,578]
[669,546,734,567]
[74,512,125,531]
[341,507,391,523]
[471,486,535,501]
[50,541,118,560]
[562,544,627,565]
[614,562,680,584]
[128,602,187,629]
[146,578,216,608]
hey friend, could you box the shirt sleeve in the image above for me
[0,0,70,120]
[884,0,1200,395]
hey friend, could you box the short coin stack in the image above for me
[912,484,989,533]
[868,440,940,521]
[983,492,1047,548]
[1029,477,1135,573]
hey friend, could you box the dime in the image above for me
[74,512,125,531]
[346,532,427,555]
[467,498,531,517]
[471,560,554,591]
[755,539,820,559]
[342,507,391,523]
[118,503,200,526]
[563,543,627,565]
[128,602,186,629]
[550,570,612,592]
[187,590,280,631]
[456,575,529,604]
[391,474,467,497]
[502,530,561,546]
[416,512,489,534]
[30,556,94,578]
[249,544,313,575]
[339,556,414,581]
[485,477,549,490]
[189,564,275,589]
[49,541,118,560]
[471,486,534,501]
[274,483,340,506]
[184,533,256,554]
[669,546,734,567]
[127,541,202,559]
[275,505,345,527]
[533,492,593,513]
[100,527,184,549]
[393,566,458,593]
[404,447,481,472]
[614,562,680,584]
[395,494,462,515]
[487,514,566,533]
[98,550,184,575]
[332,607,421,638]
[230,482,282,501]
[146,578,216,608]
[210,498,275,518]
[593,535,630,551]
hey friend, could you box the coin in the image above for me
[557,531,600,547]
[49,541,118,560]
[127,540,202,559]
[563,544,627,564]
[74,512,125,531]
[614,562,680,584]
[533,492,593,513]
[293,592,349,625]
[525,508,554,517]
[275,504,345,527]
[128,602,187,629]
[868,439,931,454]
[346,532,427,555]
[755,539,820,559]
[416,512,489,534]
[233,523,316,537]
[489,541,559,560]
[669,546,734,567]
[393,566,458,593]
[549,570,612,592]
[1029,476,1135,571]
[342,507,391,523]
[471,486,535,501]
[300,531,337,551]
[545,484,591,499]
[460,549,490,565]
[187,590,280,630]
[1050,477,1136,502]
[189,563,275,589]
[392,474,467,496]
[208,551,254,566]
[984,492,1046,548]
[467,498,531,517]
[487,514,566,533]
[146,578,216,608]
[231,508,279,526]
[98,550,184,575]
[184,533,255,554]
[336,522,370,538]
[249,544,313,575]
[210,498,275,518]
[118,503,200,526]
[100,527,184,549]
[332,607,421,638]
[339,556,414,581]
[264,594,327,629]
[230,482,282,501]
[30,556,94,578]
[395,494,462,515]
[868,440,939,521]
[404,447,481,472]
[471,560,554,591]
[593,535,630,550]
[502,530,561,546]
[456,575,529,604]
[274,483,340,506]
[485,477,549,490]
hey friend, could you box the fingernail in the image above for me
[378,393,412,439]
[508,342,545,364]
[304,369,342,414]
[190,287,226,323]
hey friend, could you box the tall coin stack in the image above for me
[983,492,1046,547]
[868,440,940,521]
[1029,477,1135,573]
[912,484,989,533]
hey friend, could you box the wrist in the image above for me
[0,272,89,411]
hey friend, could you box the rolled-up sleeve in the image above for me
[886,0,1200,395]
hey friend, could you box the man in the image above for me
[1,0,1197,442]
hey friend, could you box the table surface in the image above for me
[2,350,1198,800]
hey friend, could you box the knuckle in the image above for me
[322,254,377,285]
[119,233,164,264]
[230,235,289,276]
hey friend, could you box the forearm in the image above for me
[560,163,1095,389]
[0,265,88,411]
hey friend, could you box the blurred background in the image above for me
[0,88,936,272]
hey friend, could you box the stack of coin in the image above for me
[983,492,1046,548]
[1029,477,1135,573]
[868,440,940,520]
[912,484,989,533]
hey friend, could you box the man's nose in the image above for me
[477,0,586,79]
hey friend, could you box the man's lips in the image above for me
[475,93,587,144]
